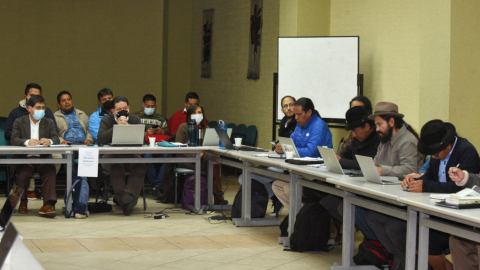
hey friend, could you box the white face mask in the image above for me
[191,114,203,125]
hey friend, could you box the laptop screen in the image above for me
[0,186,23,229]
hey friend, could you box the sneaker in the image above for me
[39,205,56,218]
[26,190,37,201]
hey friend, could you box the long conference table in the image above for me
[1,145,479,270]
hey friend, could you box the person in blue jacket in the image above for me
[275,97,333,156]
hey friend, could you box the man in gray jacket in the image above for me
[54,91,94,145]
[11,95,60,218]
[98,96,146,216]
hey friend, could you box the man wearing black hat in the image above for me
[403,119,480,193]
[367,120,480,270]
[337,106,380,170]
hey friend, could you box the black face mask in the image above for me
[116,110,129,118]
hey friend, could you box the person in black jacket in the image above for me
[278,95,297,138]
[368,120,480,270]
[337,106,380,170]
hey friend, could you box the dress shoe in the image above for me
[214,196,228,205]
[26,190,37,201]
[18,201,28,214]
[116,190,135,215]
[39,205,57,218]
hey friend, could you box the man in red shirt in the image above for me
[168,92,208,135]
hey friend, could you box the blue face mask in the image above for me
[144,107,155,116]
[33,110,45,121]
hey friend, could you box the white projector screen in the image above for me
[277,37,359,122]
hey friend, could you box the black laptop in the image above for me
[215,128,266,152]
[0,186,23,231]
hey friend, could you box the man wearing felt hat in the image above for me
[403,119,480,193]
[337,106,380,170]
[369,101,421,178]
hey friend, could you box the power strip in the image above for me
[210,216,228,220]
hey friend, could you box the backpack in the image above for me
[231,179,269,219]
[353,239,394,269]
[182,175,208,209]
[288,202,333,252]
[64,177,89,218]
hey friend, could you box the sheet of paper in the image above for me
[78,147,99,177]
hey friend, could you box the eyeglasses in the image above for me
[282,103,294,109]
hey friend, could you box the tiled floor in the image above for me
[7,177,361,270]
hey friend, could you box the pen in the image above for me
[456,163,461,168]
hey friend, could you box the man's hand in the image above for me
[275,143,284,154]
[40,138,51,146]
[62,140,71,145]
[153,128,165,135]
[145,128,155,136]
[376,166,382,176]
[408,180,423,192]
[449,167,465,182]
[28,139,40,146]
[118,116,128,125]
[336,155,342,161]
[402,173,421,189]
[84,139,93,145]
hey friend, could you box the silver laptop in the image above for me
[110,124,145,146]
[317,147,362,176]
[277,137,301,158]
[355,155,401,185]
[203,128,232,146]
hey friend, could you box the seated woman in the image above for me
[163,103,227,205]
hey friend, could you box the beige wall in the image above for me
[450,0,480,148]
[165,0,279,149]
[0,0,164,117]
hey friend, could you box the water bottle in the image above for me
[198,126,203,146]
[218,120,227,148]
[187,120,198,146]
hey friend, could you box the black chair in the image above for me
[231,124,247,143]
[208,121,218,128]
[245,125,258,147]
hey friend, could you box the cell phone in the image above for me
[270,141,277,145]
[152,125,159,129]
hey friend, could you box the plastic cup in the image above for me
[234,138,242,147]
[149,137,156,147]
[285,151,294,159]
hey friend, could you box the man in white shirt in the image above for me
[10,95,60,218]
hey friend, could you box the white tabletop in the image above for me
[399,195,480,225]
[326,177,410,202]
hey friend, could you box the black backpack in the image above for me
[353,239,394,269]
[288,202,333,252]
[231,180,268,219]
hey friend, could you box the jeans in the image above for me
[143,153,166,186]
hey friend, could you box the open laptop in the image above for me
[276,137,300,158]
[355,155,401,185]
[0,186,23,231]
[110,124,145,146]
[215,128,266,151]
[203,128,232,146]
[0,223,19,268]
[317,147,362,176]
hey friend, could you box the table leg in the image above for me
[207,159,214,206]
[288,173,297,237]
[342,193,355,267]
[65,151,73,216]
[405,207,418,270]
[194,153,202,213]
[243,162,252,222]
[418,213,430,270]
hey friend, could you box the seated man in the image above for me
[89,88,113,144]
[54,91,94,176]
[5,83,58,200]
[398,120,480,269]
[449,165,480,270]
[168,92,207,136]
[242,97,333,209]
[11,95,60,218]
[133,94,169,199]
[364,102,422,270]
[98,96,146,215]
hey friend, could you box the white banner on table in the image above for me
[78,148,99,177]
